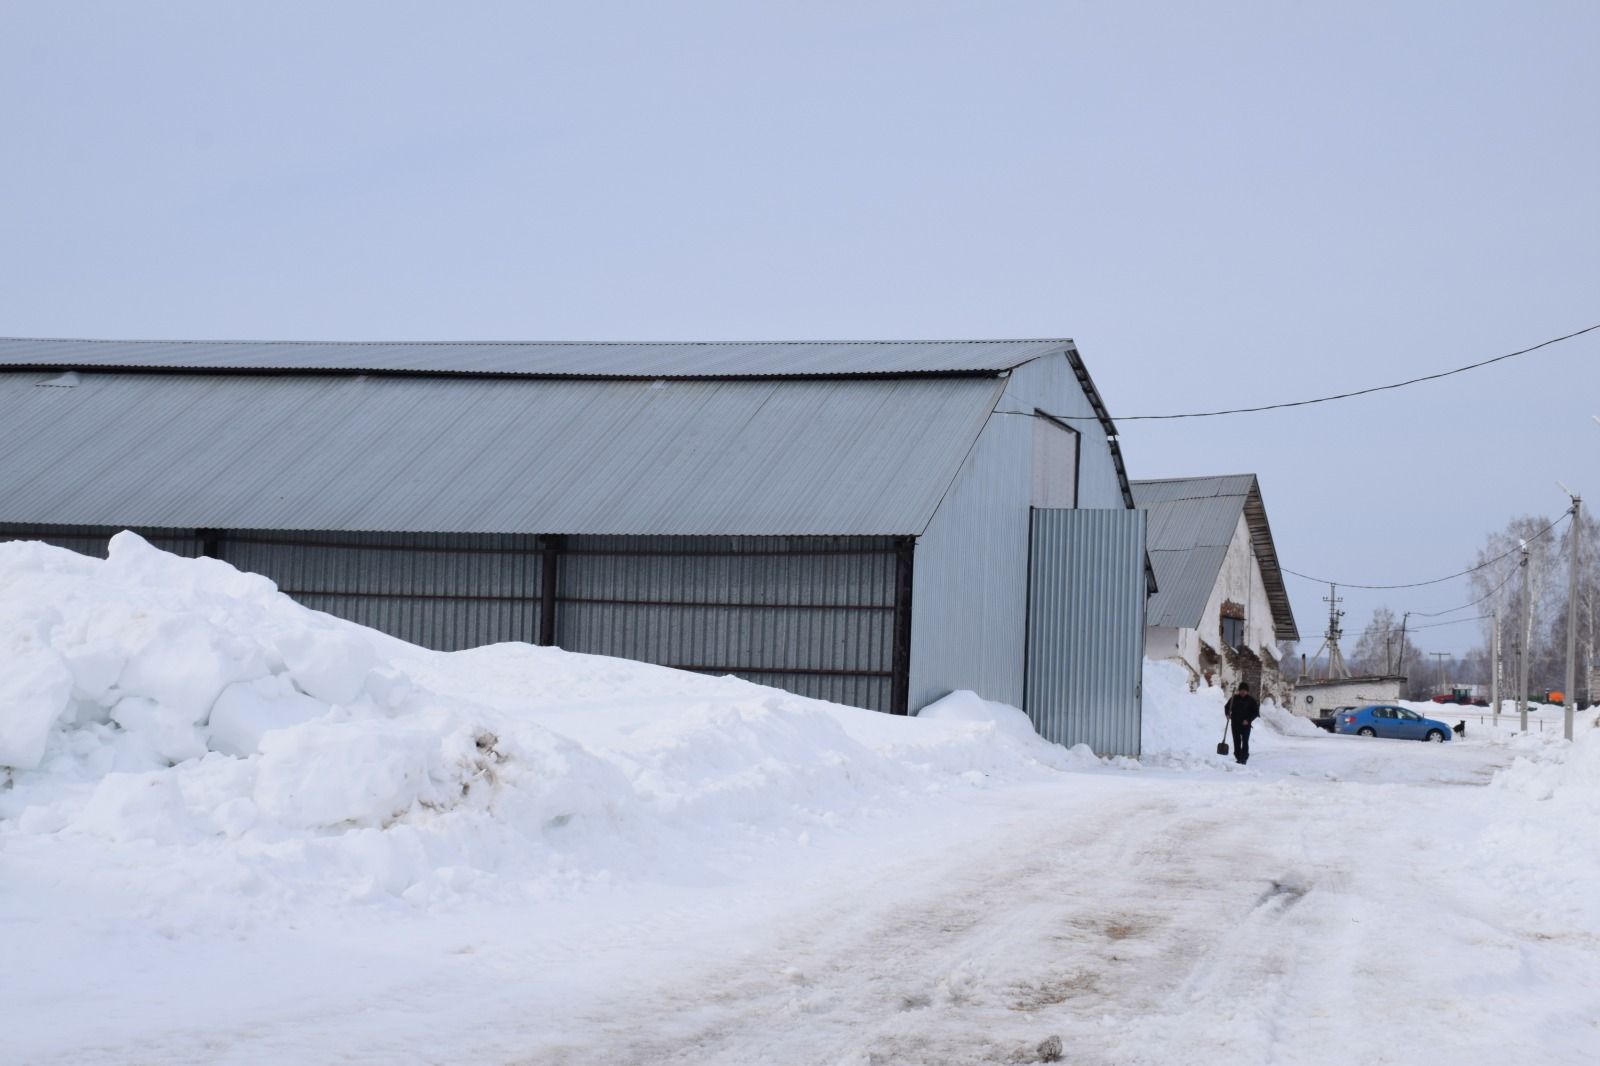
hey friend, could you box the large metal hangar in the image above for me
[0,337,1152,754]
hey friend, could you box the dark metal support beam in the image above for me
[538,534,563,646]
[890,536,915,715]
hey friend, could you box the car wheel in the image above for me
[1357,727,1376,737]
[1425,729,1445,743]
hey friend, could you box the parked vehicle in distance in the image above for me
[1430,692,1488,706]
[1312,705,1355,733]
[1335,704,1453,743]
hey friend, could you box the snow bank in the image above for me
[1140,659,1228,763]
[1490,720,1600,809]
[1466,721,1600,928]
[1139,659,1323,764]
[0,535,1093,912]
[1259,701,1324,737]
[915,689,1101,774]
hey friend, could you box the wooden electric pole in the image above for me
[1490,607,1501,720]
[1518,543,1531,733]
[1563,493,1582,741]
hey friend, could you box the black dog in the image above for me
[1453,720,1466,737]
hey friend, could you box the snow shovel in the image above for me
[1217,719,1230,757]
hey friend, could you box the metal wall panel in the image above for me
[909,351,1136,713]
[0,524,541,652]
[0,524,905,710]
[557,536,899,711]
[995,354,1129,510]
[1025,509,1148,757]
[218,531,542,651]
[909,413,1033,710]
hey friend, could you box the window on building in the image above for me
[1220,614,1245,649]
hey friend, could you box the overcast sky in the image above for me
[2,1,1595,659]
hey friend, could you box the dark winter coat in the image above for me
[1225,693,1260,724]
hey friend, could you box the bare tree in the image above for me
[1349,607,1421,676]
[1468,514,1562,700]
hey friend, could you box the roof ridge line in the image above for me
[0,335,1073,349]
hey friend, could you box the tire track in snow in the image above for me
[516,785,1306,1066]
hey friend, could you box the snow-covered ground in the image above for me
[3,536,1597,1065]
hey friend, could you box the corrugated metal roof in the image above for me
[1132,475,1298,641]
[0,371,1006,535]
[1145,546,1232,632]
[0,337,1069,378]
[1130,474,1260,507]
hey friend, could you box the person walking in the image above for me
[1224,682,1260,765]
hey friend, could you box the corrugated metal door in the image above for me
[217,531,543,651]
[0,525,543,652]
[556,535,901,711]
[0,525,906,710]
[1025,509,1147,756]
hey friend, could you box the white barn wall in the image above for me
[1194,513,1281,666]
[908,354,1127,711]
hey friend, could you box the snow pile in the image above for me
[915,689,1102,774]
[1140,659,1228,762]
[1490,723,1600,809]
[1258,701,1324,737]
[1139,659,1324,764]
[1466,723,1600,930]
[0,535,1090,910]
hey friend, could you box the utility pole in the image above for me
[1429,651,1450,697]
[1305,585,1350,680]
[1325,585,1348,678]
[1518,542,1531,733]
[1396,611,1412,676]
[1562,491,1582,741]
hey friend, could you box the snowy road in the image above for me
[511,738,1589,1066]
[19,730,1596,1066]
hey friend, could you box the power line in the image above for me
[1408,566,1520,619]
[1409,614,1492,633]
[1050,320,1598,423]
[1282,512,1569,590]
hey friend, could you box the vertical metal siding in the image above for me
[217,531,542,651]
[1025,509,1147,756]
[557,535,899,711]
[0,524,903,709]
[911,355,1135,715]
[908,415,1033,710]
[0,525,542,651]
[999,356,1127,509]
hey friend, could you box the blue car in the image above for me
[1335,704,1452,742]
